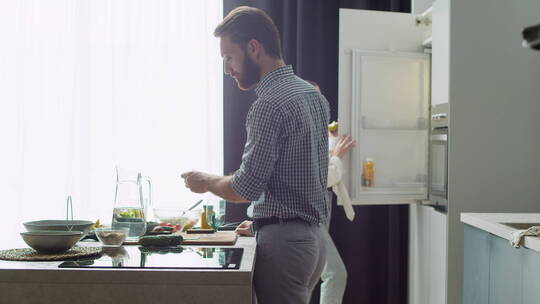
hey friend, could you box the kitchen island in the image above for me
[461,213,540,304]
[0,235,256,304]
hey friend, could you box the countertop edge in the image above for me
[0,236,257,283]
[461,213,540,253]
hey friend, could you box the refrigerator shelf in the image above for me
[352,182,427,202]
[361,127,428,131]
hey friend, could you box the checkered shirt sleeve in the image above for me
[231,99,283,201]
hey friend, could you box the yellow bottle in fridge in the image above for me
[362,158,374,187]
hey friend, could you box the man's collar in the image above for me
[254,65,294,97]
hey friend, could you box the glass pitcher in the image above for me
[204,199,226,230]
[112,166,152,240]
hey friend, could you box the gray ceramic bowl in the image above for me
[20,231,83,254]
[23,220,94,239]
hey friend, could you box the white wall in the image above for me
[447,1,540,303]
[412,0,432,15]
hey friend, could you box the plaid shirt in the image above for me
[231,65,330,224]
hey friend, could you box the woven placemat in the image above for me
[0,246,102,261]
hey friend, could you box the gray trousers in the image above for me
[254,220,326,304]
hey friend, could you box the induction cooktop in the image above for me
[58,246,243,270]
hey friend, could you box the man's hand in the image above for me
[181,171,249,202]
[235,220,254,237]
[181,171,210,193]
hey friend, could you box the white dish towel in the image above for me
[327,155,355,221]
[510,226,540,248]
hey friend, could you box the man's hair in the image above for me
[214,6,282,59]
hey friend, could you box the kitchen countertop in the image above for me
[461,213,540,252]
[0,235,256,304]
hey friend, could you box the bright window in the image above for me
[0,0,223,245]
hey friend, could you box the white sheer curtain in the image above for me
[0,0,223,245]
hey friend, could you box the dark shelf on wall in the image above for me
[522,23,540,51]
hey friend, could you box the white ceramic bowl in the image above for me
[20,230,83,254]
[23,220,94,239]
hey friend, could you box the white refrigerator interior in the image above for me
[349,50,429,203]
[339,9,431,205]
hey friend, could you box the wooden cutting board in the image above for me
[179,231,238,245]
[122,231,238,246]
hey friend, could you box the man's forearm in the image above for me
[206,175,249,203]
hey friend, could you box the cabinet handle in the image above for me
[431,113,447,120]
[430,134,447,141]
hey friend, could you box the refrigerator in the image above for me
[338,7,448,304]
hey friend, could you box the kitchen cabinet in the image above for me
[463,224,540,304]
[430,0,449,106]
[0,237,256,304]
[523,247,540,303]
[462,223,490,304]
[409,204,447,304]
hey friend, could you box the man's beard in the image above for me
[236,50,261,91]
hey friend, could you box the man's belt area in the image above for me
[252,217,309,231]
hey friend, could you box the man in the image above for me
[181,6,329,304]
[240,82,355,304]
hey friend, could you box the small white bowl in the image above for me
[95,228,129,247]
[21,230,83,254]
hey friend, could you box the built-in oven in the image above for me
[427,103,448,212]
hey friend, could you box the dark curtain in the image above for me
[222,1,410,303]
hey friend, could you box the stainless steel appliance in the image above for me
[427,103,448,212]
